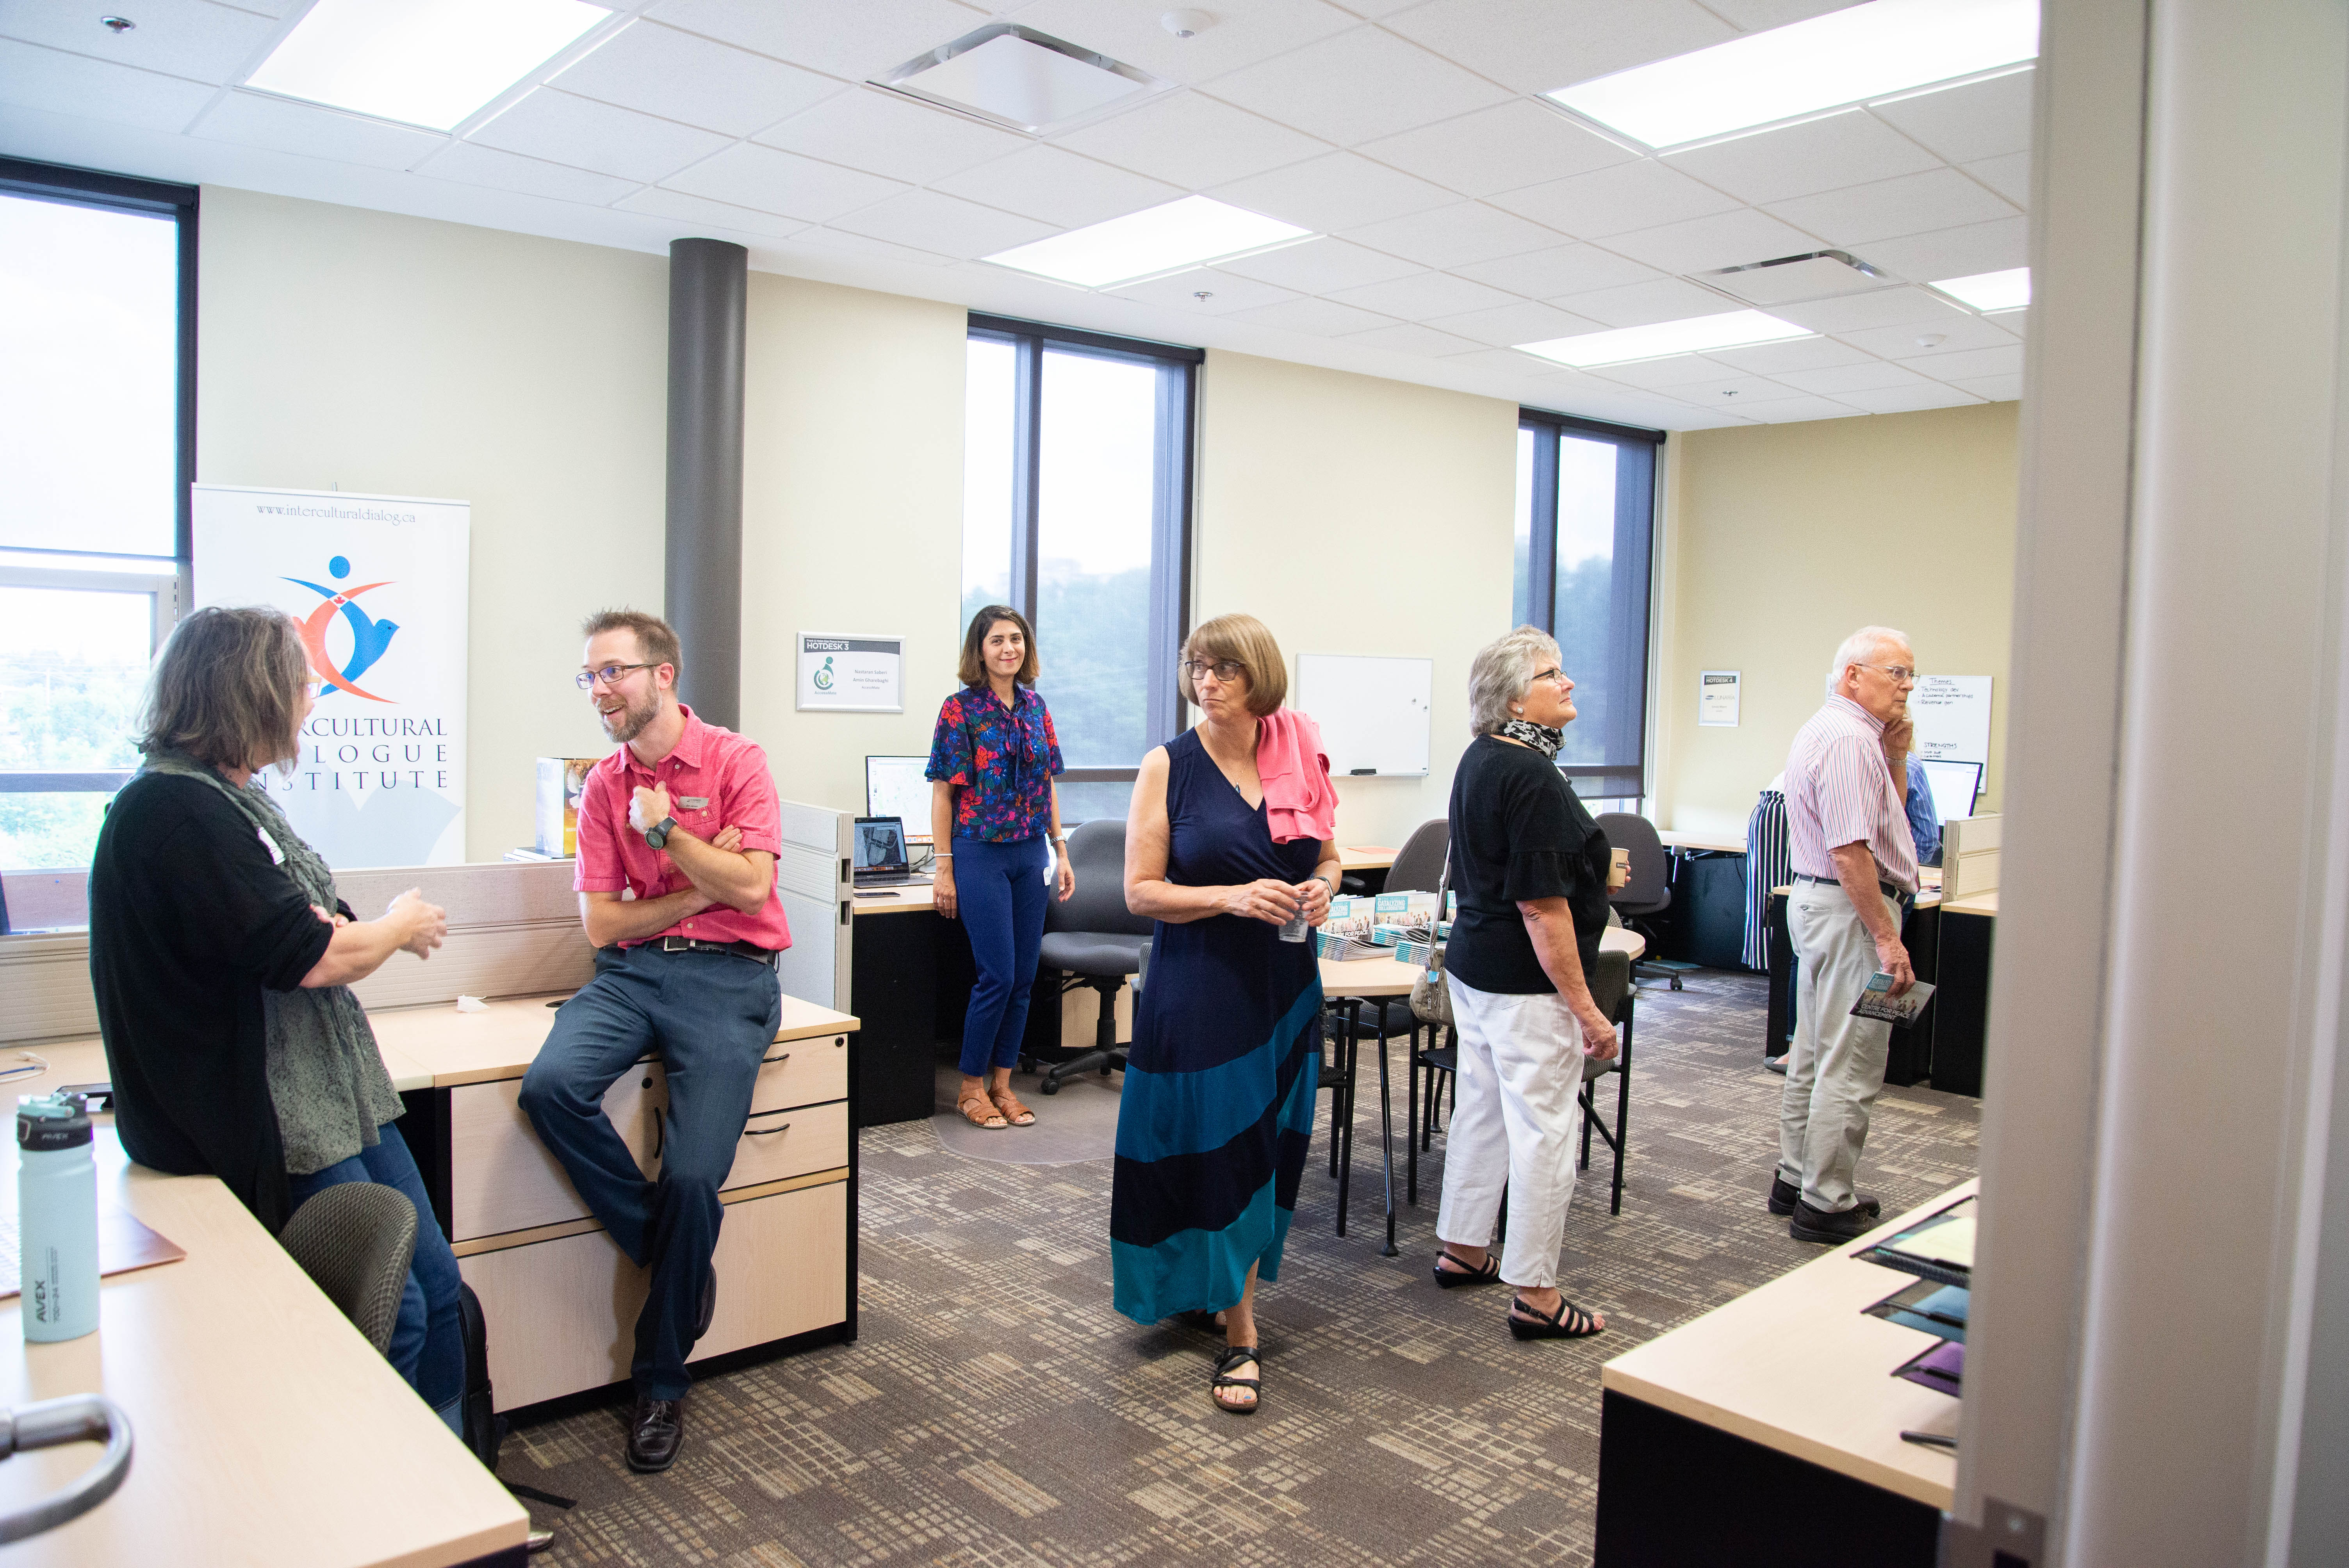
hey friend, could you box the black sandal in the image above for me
[1432,1249,1502,1289]
[1508,1295,1604,1341]
[1210,1344,1262,1415]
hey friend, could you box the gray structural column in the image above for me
[664,237,747,729]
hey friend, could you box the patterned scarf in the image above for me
[1501,719,1564,759]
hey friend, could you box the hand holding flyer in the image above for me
[1851,971,1936,1025]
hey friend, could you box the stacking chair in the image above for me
[1595,811,1696,991]
[1033,818,1154,1095]
[278,1183,418,1354]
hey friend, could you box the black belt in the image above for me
[1794,871,1906,903]
[656,935,777,966]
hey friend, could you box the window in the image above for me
[1511,408,1661,804]
[960,315,1197,823]
[0,158,196,895]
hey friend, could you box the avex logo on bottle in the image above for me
[287,554,400,703]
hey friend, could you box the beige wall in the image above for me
[1194,351,1519,851]
[1651,401,2021,841]
[196,186,667,860]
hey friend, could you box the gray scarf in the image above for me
[135,749,403,1175]
[1501,719,1564,760]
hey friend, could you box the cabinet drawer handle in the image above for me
[744,1122,791,1137]
[762,1051,791,1065]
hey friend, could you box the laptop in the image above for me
[852,816,918,887]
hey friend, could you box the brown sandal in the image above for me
[990,1087,1036,1126]
[956,1092,1008,1130]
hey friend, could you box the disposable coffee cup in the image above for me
[1608,848,1631,891]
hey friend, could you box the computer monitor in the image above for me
[852,816,909,874]
[1918,759,1985,823]
[865,755,931,843]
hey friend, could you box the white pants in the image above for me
[1779,881,1896,1213]
[1435,975,1585,1291]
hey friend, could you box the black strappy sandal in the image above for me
[1507,1295,1605,1341]
[1432,1249,1502,1289]
[1210,1344,1262,1415]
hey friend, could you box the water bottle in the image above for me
[18,1093,98,1343]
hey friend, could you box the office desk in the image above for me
[1593,1181,1971,1566]
[1932,891,1996,1097]
[0,1042,529,1567]
[1763,886,1945,1089]
[848,885,969,1126]
[1655,829,1750,853]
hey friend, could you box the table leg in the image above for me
[1335,1000,1359,1237]
[1378,999,1399,1258]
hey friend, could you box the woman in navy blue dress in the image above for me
[1114,613,1342,1415]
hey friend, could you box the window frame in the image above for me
[1517,405,1663,802]
[965,312,1200,787]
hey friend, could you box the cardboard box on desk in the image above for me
[536,757,599,857]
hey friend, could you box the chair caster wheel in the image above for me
[1041,1079,1060,1096]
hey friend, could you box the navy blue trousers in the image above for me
[288,1123,464,1432]
[519,943,781,1399]
[954,834,1049,1075]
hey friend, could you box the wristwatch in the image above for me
[644,815,677,850]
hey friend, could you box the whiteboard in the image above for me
[1294,654,1433,776]
[1911,675,1994,765]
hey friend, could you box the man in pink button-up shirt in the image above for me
[518,610,791,1475]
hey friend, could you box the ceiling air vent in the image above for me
[1700,250,1890,307]
[873,24,1166,135]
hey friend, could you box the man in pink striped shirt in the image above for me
[1773,626,1922,1244]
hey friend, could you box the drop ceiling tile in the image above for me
[663,142,909,222]
[1704,0,1871,25]
[1665,375,1813,406]
[1105,268,1302,314]
[1984,306,2028,335]
[1772,360,1936,395]
[553,22,844,137]
[413,143,639,205]
[1355,100,1636,197]
[755,87,1030,184]
[1765,168,2018,248]
[192,91,446,170]
[1327,271,1519,319]
[1212,151,1457,232]
[1862,217,2029,283]
[1734,395,1868,424]
[1700,335,1876,373]
[1052,91,1330,190]
[834,189,1057,259]
[1490,160,1741,240]
[1212,236,1421,292]
[1205,24,1512,146]
[1224,296,1402,337]
[1898,342,2023,379]
[1603,207,1823,274]
[1868,68,2034,164]
[1831,382,1986,414]
[1006,0,1360,88]
[1584,354,1742,389]
[1424,299,1603,348]
[1964,151,2031,206]
[1837,313,2016,359]
[1770,285,1970,333]
[1340,322,1489,356]
[1549,275,1739,327]
[472,91,732,185]
[614,187,812,240]
[0,0,278,82]
[1663,110,1942,206]
[1339,202,1567,271]
[1381,0,1736,98]
[1453,243,1660,298]
[934,145,1184,229]
[782,226,961,267]
[1952,372,2024,402]
[1444,346,1570,378]
[644,0,987,80]
[0,39,217,130]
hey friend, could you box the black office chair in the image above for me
[278,1183,418,1354]
[1596,811,1695,991]
[1033,819,1153,1095]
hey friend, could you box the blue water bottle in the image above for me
[18,1093,98,1343]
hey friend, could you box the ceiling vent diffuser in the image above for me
[873,24,1166,134]
[1700,250,1891,306]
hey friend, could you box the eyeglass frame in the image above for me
[1852,662,1920,683]
[1181,657,1250,683]
[575,661,659,690]
[1528,666,1572,688]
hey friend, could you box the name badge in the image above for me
[255,827,285,866]
[680,796,709,809]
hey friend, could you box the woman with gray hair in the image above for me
[1428,625,1618,1340]
[86,606,466,1424]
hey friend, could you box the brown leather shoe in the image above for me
[626,1396,684,1472]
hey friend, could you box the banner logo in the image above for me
[812,655,835,691]
[285,554,400,703]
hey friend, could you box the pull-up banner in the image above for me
[192,484,469,868]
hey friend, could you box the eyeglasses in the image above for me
[1529,667,1572,687]
[576,662,655,690]
[1855,663,1919,682]
[1182,658,1248,682]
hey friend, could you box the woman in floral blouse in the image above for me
[927,606,1074,1128]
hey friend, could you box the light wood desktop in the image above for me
[1656,829,1750,854]
[0,1038,528,1567]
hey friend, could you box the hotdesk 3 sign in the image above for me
[192,484,470,868]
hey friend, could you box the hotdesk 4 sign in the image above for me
[192,484,470,868]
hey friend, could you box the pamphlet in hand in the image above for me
[1850,971,1936,1025]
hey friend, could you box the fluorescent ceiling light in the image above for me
[1932,266,2031,311]
[985,196,1310,288]
[1547,0,2039,150]
[245,0,611,132]
[1517,310,1814,368]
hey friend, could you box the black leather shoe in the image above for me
[1789,1200,1881,1245]
[695,1267,716,1343]
[1768,1177,1881,1219]
[626,1396,684,1473]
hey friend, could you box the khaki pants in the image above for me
[1778,882,1896,1213]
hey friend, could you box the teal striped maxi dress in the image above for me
[1111,728,1324,1324]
